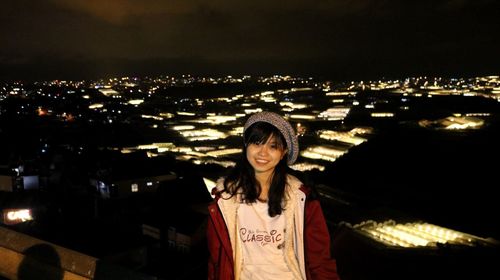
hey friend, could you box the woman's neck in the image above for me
[255,171,272,201]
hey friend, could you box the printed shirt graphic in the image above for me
[238,201,298,280]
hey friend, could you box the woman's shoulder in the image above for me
[212,177,239,200]
[286,174,306,194]
[286,174,302,186]
[211,177,226,196]
[286,174,318,199]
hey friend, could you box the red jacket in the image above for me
[207,179,340,280]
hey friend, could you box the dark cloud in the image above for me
[1,0,499,81]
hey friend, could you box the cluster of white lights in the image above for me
[318,130,367,145]
[194,115,238,124]
[369,82,401,90]
[350,127,373,135]
[442,116,484,130]
[291,87,314,92]
[301,146,347,162]
[325,91,357,96]
[177,111,196,116]
[120,143,177,155]
[421,84,443,91]
[355,220,487,248]
[261,91,274,96]
[290,162,325,172]
[418,115,485,130]
[128,99,144,105]
[172,125,195,131]
[159,112,175,119]
[465,113,490,117]
[179,129,228,141]
[194,159,236,168]
[289,114,316,120]
[89,103,104,109]
[244,108,263,114]
[428,89,470,96]
[206,148,241,157]
[260,96,276,103]
[170,146,200,154]
[141,115,163,121]
[229,126,244,136]
[279,102,308,112]
[99,88,120,97]
[193,146,217,152]
[318,108,351,121]
[371,112,394,118]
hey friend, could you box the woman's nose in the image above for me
[257,145,268,155]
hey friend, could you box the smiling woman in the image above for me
[207,111,340,280]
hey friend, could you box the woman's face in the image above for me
[246,134,287,176]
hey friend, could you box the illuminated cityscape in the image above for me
[2,0,500,277]
[1,74,499,279]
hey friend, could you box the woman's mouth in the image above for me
[255,158,270,164]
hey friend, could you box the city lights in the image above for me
[418,115,485,130]
[371,112,395,118]
[2,0,500,276]
[193,115,238,124]
[318,130,367,145]
[128,99,144,105]
[318,108,351,121]
[89,103,104,109]
[301,146,347,162]
[179,129,228,141]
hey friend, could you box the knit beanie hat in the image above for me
[243,111,299,165]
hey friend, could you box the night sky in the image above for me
[1,0,499,81]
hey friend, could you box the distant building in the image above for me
[0,168,39,192]
[90,173,176,199]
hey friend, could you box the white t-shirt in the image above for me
[238,201,299,280]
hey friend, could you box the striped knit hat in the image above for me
[243,111,299,165]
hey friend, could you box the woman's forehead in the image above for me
[265,132,279,140]
[265,133,284,144]
[248,130,284,144]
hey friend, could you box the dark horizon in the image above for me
[2,0,499,82]
[1,56,499,83]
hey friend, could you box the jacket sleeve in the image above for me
[207,202,221,280]
[304,200,340,280]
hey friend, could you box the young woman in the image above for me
[207,111,340,280]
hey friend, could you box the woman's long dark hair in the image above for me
[224,122,289,217]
